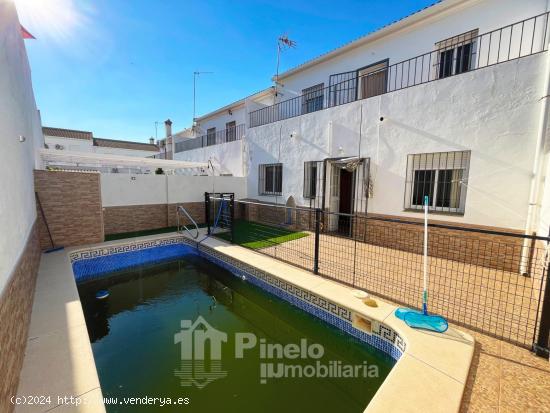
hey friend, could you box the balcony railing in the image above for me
[249,12,550,128]
[175,124,245,153]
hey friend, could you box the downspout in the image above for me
[521,7,550,274]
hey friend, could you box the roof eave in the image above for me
[275,0,467,81]
[195,87,276,122]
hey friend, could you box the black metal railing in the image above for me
[207,196,550,358]
[175,124,245,153]
[250,12,550,128]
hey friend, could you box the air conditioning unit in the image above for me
[55,144,64,150]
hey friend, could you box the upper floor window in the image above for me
[225,121,236,142]
[206,127,216,146]
[303,161,318,199]
[358,60,388,99]
[302,83,324,114]
[404,150,470,214]
[436,29,478,79]
[259,163,282,195]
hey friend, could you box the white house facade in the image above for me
[172,0,550,238]
[43,127,160,158]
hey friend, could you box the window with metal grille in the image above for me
[206,127,216,146]
[329,70,357,106]
[404,151,470,214]
[303,161,318,199]
[259,163,282,195]
[225,121,236,142]
[435,29,478,79]
[302,83,324,114]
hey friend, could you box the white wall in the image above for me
[246,53,547,231]
[174,139,245,176]
[278,0,548,99]
[44,135,159,158]
[93,146,159,158]
[196,105,246,134]
[100,174,247,207]
[538,150,550,237]
[44,135,92,152]
[0,0,44,293]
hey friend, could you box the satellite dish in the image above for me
[55,144,64,150]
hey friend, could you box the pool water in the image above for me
[78,255,394,412]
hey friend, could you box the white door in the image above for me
[328,164,340,231]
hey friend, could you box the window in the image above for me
[303,161,318,199]
[358,60,388,99]
[329,71,357,106]
[302,83,324,114]
[404,151,470,214]
[225,121,236,142]
[436,29,478,79]
[206,127,216,146]
[259,163,283,195]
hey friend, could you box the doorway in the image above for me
[338,168,354,235]
[328,163,355,235]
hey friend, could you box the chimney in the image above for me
[164,119,172,138]
[149,137,154,144]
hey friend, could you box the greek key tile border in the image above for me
[69,235,186,263]
[68,235,405,359]
[197,243,406,358]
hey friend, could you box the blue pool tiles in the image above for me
[72,243,196,282]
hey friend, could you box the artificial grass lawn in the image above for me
[215,219,309,249]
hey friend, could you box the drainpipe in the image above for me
[520,10,550,275]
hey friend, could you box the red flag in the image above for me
[21,25,35,40]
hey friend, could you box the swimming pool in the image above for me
[77,253,395,412]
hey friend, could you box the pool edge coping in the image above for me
[15,248,106,413]
[67,231,475,413]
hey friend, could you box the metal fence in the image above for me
[175,124,245,153]
[204,194,550,357]
[249,12,550,128]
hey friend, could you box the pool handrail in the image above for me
[176,205,200,239]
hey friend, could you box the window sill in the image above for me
[403,208,465,217]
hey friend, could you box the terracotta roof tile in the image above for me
[42,127,93,140]
[93,138,159,151]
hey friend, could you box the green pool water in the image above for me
[78,256,394,413]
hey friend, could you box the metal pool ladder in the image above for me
[176,205,199,239]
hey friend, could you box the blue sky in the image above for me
[18,0,435,142]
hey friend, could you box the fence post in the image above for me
[230,194,235,244]
[314,208,321,274]
[534,264,550,358]
[205,192,211,235]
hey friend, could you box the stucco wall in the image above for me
[246,54,547,231]
[0,0,44,294]
[173,139,245,176]
[100,174,247,207]
[44,135,159,158]
[196,105,246,134]
[538,150,550,236]
[278,0,548,99]
[44,135,92,152]
[93,146,159,158]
